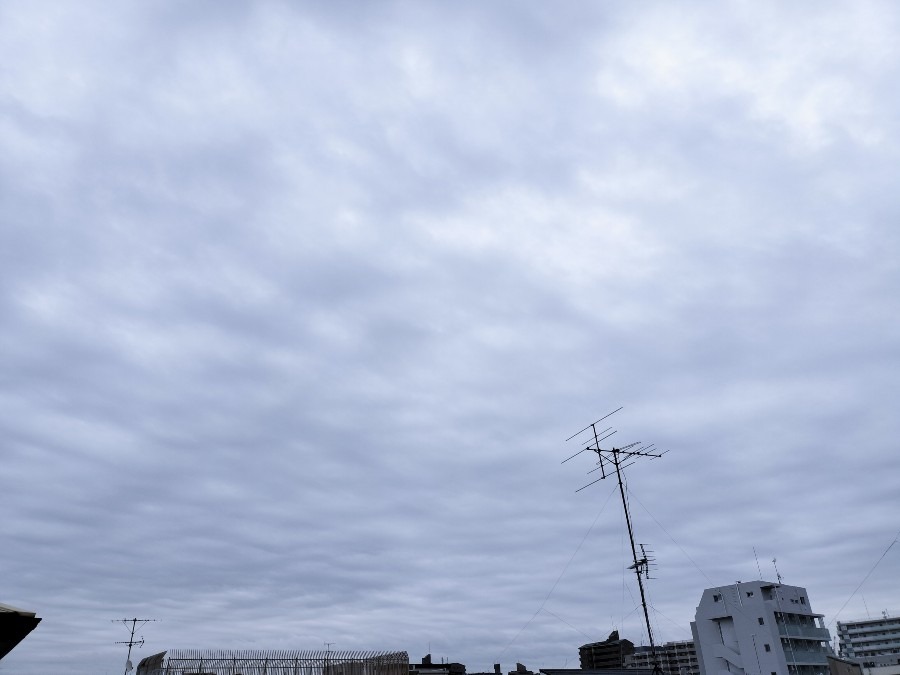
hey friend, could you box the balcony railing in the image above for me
[778,624,831,640]
[784,649,829,665]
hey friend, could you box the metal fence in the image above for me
[137,649,410,675]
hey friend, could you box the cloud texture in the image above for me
[2,2,899,674]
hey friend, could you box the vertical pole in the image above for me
[124,618,137,675]
[609,448,660,675]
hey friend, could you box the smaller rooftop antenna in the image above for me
[113,617,157,675]
[772,558,783,584]
[632,544,657,580]
[325,642,335,670]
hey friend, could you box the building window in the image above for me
[747,591,754,597]
[714,594,721,602]
[765,645,771,652]
[759,618,765,625]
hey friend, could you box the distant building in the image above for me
[855,655,900,675]
[411,654,466,675]
[827,655,863,675]
[543,669,651,675]
[837,615,900,663]
[580,631,635,669]
[691,581,832,675]
[469,665,502,675]
[625,640,699,675]
[508,664,534,675]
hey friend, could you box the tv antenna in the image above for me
[112,617,157,675]
[325,641,335,674]
[772,558,783,584]
[563,407,668,675]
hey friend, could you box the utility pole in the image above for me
[564,408,667,675]
[112,617,156,674]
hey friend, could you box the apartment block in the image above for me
[691,581,832,675]
[837,615,900,663]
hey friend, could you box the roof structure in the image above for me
[0,602,41,662]
[136,648,410,675]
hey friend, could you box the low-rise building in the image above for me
[827,655,862,675]
[136,649,409,675]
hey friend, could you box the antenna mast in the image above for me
[564,408,668,675]
[113,617,156,675]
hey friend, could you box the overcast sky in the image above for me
[3,2,900,674]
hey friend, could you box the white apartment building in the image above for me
[837,614,900,663]
[691,581,832,675]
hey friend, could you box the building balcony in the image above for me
[778,624,830,640]
[784,649,829,666]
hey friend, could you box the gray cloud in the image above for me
[2,2,899,674]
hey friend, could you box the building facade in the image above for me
[837,615,900,663]
[691,581,832,675]
[626,640,700,675]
